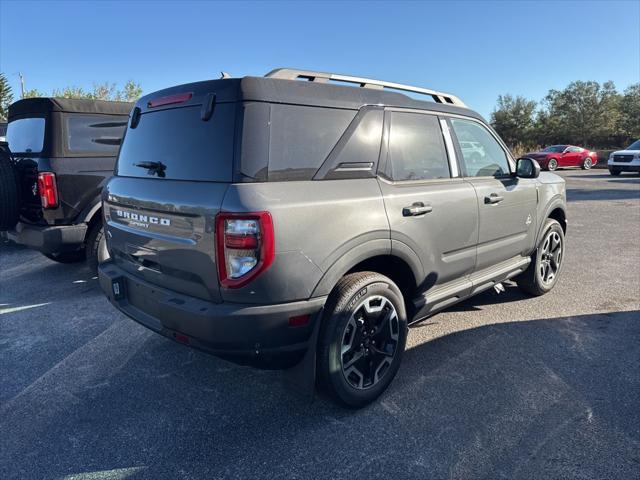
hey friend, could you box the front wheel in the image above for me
[581,157,593,170]
[317,272,408,408]
[516,219,564,296]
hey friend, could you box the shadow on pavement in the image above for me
[567,187,640,202]
[2,309,638,480]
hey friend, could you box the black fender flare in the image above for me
[310,237,423,298]
[536,196,566,244]
[77,198,103,226]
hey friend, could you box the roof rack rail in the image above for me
[265,68,466,107]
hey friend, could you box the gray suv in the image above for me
[98,69,567,407]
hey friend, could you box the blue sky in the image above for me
[1,0,638,117]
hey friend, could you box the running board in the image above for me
[410,256,531,324]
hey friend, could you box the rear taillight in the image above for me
[215,212,274,289]
[37,172,59,209]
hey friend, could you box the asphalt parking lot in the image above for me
[1,169,639,480]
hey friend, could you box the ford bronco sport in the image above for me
[1,98,131,272]
[99,69,567,407]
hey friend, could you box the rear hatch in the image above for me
[104,83,239,303]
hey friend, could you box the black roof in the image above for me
[134,76,484,121]
[8,97,133,119]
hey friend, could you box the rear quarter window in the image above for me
[66,114,128,155]
[268,105,356,181]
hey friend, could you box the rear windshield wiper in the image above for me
[134,161,166,178]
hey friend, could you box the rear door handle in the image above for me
[402,202,433,217]
[485,193,504,204]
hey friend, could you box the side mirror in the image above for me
[516,157,540,178]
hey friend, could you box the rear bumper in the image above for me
[98,261,326,368]
[3,222,87,253]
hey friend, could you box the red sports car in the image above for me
[526,145,598,171]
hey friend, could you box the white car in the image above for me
[608,140,640,175]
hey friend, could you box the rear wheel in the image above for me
[581,157,593,170]
[516,219,564,296]
[318,272,408,408]
[547,158,558,171]
[609,167,621,176]
[86,221,109,274]
[0,147,21,231]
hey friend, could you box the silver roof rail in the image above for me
[265,68,466,107]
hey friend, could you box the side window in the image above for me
[569,146,582,153]
[268,105,355,181]
[450,118,510,177]
[66,114,128,154]
[387,111,450,181]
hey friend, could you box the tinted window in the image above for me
[66,114,127,154]
[542,145,566,153]
[568,146,582,153]
[6,118,45,153]
[387,112,450,181]
[318,108,383,180]
[451,118,510,177]
[268,105,355,181]
[117,104,235,182]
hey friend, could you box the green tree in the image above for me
[539,81,621,147]
[40,81,143,102]
[23,88,45,98]
[0,73,14,121]
[116,80,143,102]
[490,94,537,148]
[618,83,640,142]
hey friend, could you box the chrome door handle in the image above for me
[485,193,504,204]
[402,202,433,216]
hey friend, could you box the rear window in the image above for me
[66,114,128,154]
[6,117,45,154]
[116,104,235,182]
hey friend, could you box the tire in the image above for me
[581,157,593,170]
[86,221,109,274]
[317,272,408,408]
[609,167,621,176]
[516,219,564,296]
[43,250,86,264]
[547,158,558,171]
[0,147,21,231]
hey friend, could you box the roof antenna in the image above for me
[220,71,231,79]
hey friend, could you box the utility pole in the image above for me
[18,72,25,98]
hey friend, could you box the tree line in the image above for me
[0,73,142,121]
[490,81,639,153]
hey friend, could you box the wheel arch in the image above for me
[312,243,422,315]
[538,201,567,244]
[78,198,103,227]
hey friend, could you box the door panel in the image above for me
[378,110,478,293]
[379,178,479,290]
[465,177,538,270]
[448,116,538,271]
